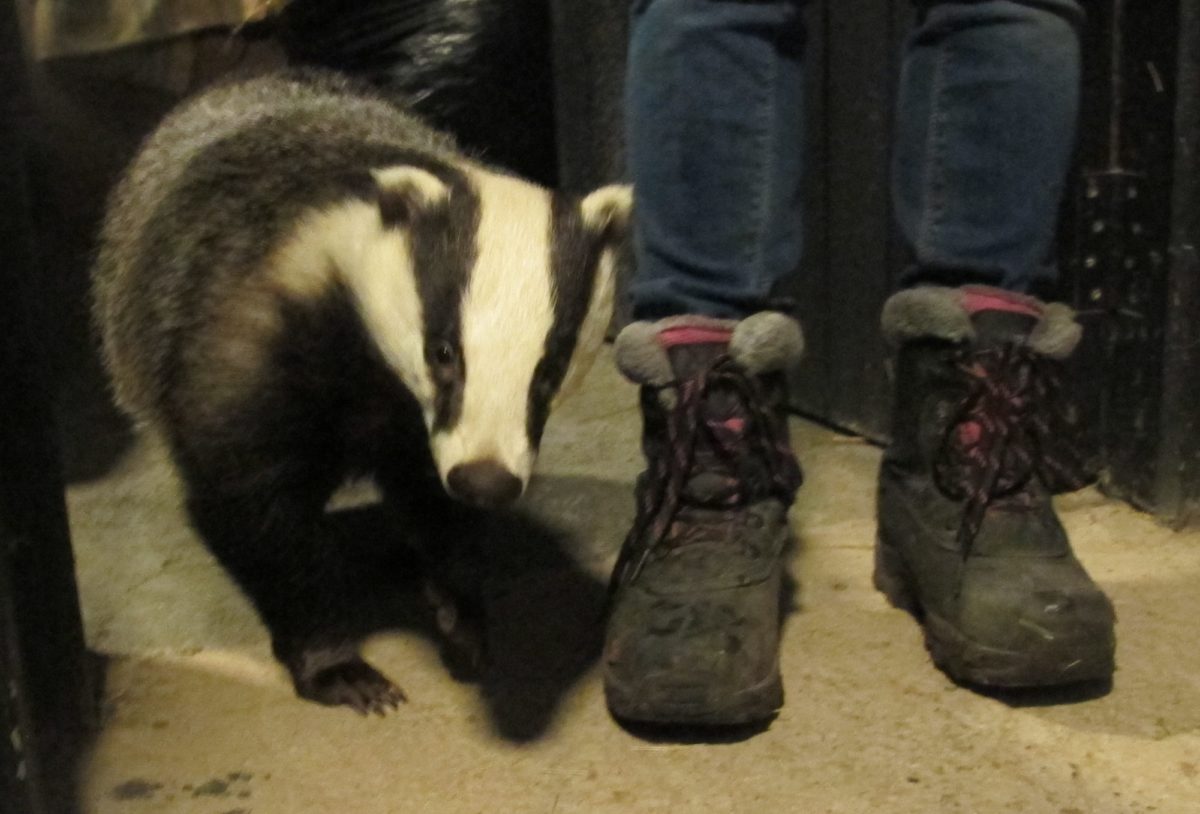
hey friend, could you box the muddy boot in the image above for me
[604,312,804,725]
[875,285,1115,688]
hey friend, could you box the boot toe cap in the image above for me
[946,560,1116,686]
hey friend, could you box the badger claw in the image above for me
[289,649,406,715]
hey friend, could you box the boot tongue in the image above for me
[961,287,1041,348]
[970,309,1038,349]
[666,343,727,379]
[657,325,745,505]
[658,325,733,380]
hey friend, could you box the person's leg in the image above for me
[626,0,805,319]
[605,0,807,725]
[893,0,1082,293]
[877,0,1116,689]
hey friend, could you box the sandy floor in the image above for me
[67,348,1200,814]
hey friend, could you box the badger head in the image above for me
[343,163,631,509]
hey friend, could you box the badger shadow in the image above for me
[472,505,610,743]
[326,476,615,743]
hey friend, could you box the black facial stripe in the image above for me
[153,124,468,418]
[527,193,606,446]
[405,172,479,432]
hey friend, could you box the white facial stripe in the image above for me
[272,200,433,408]
[432,167,555,486]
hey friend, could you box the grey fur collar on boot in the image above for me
[880,285,1081,359]
[614,311,805,386]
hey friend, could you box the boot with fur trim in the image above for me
[604,312,803,725]
[876,285,1115,688]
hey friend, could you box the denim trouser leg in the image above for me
[626,0,806,320]
[893,0,1085,293]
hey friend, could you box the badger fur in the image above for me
[93,71,630,714]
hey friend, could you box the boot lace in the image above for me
[610,357,803,591]
[933,343,1092,558]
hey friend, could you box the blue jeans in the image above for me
[626,0,1085,320]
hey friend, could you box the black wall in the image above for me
[1059,0,1200,524]
[0,4,95,813]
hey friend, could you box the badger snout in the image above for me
[446,459,523,508]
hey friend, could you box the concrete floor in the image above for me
[67,348,1200,814]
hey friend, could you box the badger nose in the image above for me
[447,460,523,508]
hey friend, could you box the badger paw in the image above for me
[290,648,406,716]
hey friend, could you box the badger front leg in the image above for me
[379,472,491,678]
[422,577,488,677]
[184,484,407,715]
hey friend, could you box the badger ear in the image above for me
[580,184,633,244]
[578,184,633,334]
[550,186,633,408]
[371,166,450,228]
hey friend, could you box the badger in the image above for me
[92,71,630,714]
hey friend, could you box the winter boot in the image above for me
[875,285,1115,688]
[604,312,804,725]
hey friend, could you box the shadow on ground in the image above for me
[314,478,617,744]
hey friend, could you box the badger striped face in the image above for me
[357,164,630,508]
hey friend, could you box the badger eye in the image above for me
[432,341,456,366]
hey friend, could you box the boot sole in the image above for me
[605,670,783,727]
[873,537,1115,688]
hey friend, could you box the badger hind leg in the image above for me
[184,481,408,716]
